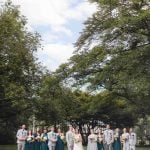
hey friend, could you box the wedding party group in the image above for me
[16,124,136,150]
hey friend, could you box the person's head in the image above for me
[129,128,133,133]
[57,128,62,133]
[98,129,102,134]
[75,128,79,134]
[90,129,94,134]
[51,126,55,132]
[36,127,40,132]
[28,130,32,135]
[68,125,73,131]
[22,124,26,130]
[106,124,110,129]
[43,128,47,133]
[123,128,127,133]
[115,128,119,132]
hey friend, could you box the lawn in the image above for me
[0,145,150,150]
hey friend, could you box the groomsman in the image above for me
[129,128,136,150]
[66,125,74,150]
[16,124,27,150]
[103,124,114,150]
[48,126,57,150]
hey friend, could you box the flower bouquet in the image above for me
[60,134,65,140]
[89,134,96,143]
[27,135,33,142]
[74,136,80,143]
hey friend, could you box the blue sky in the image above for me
[2,0,97,71]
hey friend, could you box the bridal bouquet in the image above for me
[89,134,96,142]
[36,134,41,141]
[114,133,119,140]
[74,135,80,143]
[27,135,33,142]
[60,134,65,140]
[41,136,47,142]
[121,134,128,143]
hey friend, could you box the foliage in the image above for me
[56,0,150,121]
[0,1,43,143]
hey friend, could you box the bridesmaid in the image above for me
[87,129,98,150]
[113,128,121,150]
[55,128,65,150]
[34,127,41,150]
[41,128,48,150]
[97,129,103,150]
[25,130,34,150]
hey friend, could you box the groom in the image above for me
[16,124,27,150]
[66,125,74,150]
[103,124,114,150]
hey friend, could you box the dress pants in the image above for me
[48,145,56,150]
[67,144,74,150]
[129,145,135,150]
[103,143,112,150]
[17,142,25,150]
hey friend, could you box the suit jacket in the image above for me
[103,129,114,145]
[66,131,74,146]
[129,132,136,146]
[48,131,57,146]
[16,129,27,143]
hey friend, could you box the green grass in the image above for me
[0,145,150,150]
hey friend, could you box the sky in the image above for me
[1,0,97,71]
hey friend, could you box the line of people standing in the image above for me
[16,124,136,150]
[87,124,137,150]
[16,125,64,150]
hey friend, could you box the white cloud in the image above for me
[37,43,74,71]
[1,0,97,71]
[3,0,96,34]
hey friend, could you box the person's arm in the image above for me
[134,133,137,145]
[16,130,20,139]
[66,132,69,144]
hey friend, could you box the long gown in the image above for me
[73,134,83,150]
[55,134,64,150]
[97,134,103,150]
[33,133,41,150]
[87,134,98,150]
[41,133,48,150]
[121,133,130,150]
[113,138,121,150]
[25,135,34,150]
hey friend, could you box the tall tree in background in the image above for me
[0,1,42,143]
[57,0,150,121]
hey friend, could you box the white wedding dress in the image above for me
[73,134,83,150]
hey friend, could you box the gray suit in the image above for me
[16,129,27,150]
[48,131,57,150]
[103,129,114,150]
[66,131,74,150]
[129,132,136,150]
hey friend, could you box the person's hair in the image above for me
[27,130,32,135]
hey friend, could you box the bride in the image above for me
[73,128,83,150]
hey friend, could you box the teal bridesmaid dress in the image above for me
[41,133,48,150]
[113,138,121,150]
[97,142,103,150]
[33,133,41,150]
[55,135,64,150]
[25,141,34,150]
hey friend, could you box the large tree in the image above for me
[56,0,150,121]
[0,1,42,143]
